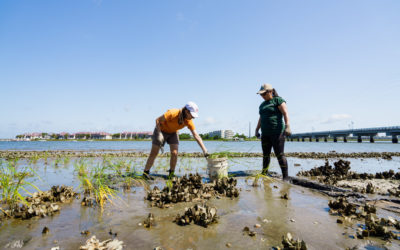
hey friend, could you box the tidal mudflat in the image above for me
[0,152,400,249]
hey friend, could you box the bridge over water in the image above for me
[289,126,400,143]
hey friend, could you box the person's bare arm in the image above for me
[278,103,290,126]
[278,102,291,136]
[190,129,208,156]
[155,115,166,131]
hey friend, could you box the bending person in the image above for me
[143,101,209,179]
[254,84,291,180]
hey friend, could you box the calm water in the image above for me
[1,140,400,153]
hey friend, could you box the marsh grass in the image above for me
[78,162,118,210]
[74,158,89,176]
[54,156,62,167]
[29,154,39,165]
[63,156,71,166]
[77,157,149,210]
[247,172,276,187]
[0,159,40,211]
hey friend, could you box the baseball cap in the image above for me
[185,101,199,118]
[257,83,273,94]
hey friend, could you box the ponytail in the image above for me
[272,89,279,97]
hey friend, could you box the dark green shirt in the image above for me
[259,96,286,135]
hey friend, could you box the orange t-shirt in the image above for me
[160,109,195,133]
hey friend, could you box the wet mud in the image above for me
[2,178,399,249]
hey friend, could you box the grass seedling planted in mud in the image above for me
[248,172,274,187]
[78,162,118,210]
[0,160,40,211]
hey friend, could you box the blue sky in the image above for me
[1,0,399,138]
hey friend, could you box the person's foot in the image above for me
[261,168,270,176]
[142,171,154,180]
[168,170,176,179]
[281,167,289,181]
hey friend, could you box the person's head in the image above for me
[183,101,199,120]
[257,83,279,101]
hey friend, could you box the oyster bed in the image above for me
[1,150,400,160]
[1,155,400,249]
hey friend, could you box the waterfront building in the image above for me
[120,131,153,139]
[207,130,234,139]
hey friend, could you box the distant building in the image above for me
[208,130,234,139]
[16,131,151,140]
[121,131,153,139]
[90,132,112,140]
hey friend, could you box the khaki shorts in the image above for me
[152,127,179,147]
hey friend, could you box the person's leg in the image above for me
[166,132,179,177]
[169,144,179,176]
[261,135,273,174]
[271,133,289,180]
[144,143,160,172]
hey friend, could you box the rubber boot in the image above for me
[281,167,289,181]
[168,169,176,179]
[143,170,154,180]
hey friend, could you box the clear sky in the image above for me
[1,0,399,138]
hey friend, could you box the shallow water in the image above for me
[1,178,398,250]
[1,157,400,249]
[17,156,400,193]
[1,140,400,153]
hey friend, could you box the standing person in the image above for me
[254,84,291,180]
[143,102,209,180]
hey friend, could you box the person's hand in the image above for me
[284,124,292,137]
[204,152,210,158]
[255,131,261,139]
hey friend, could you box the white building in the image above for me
[208,130,234,139]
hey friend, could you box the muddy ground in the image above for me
[1,177,399,250]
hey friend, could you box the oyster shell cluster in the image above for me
[174,204,218,228]
[297,160,400,185]
[79,235,123,250]
[143,213,155,228]
[2,150,399,160]
[357,214,400,240]
[7,185,76,219]
[328,197,376,218]
[146,174,239,208]
[274,233,307,250]
[328,197,400,241]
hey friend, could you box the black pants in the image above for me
[261,133,288,172]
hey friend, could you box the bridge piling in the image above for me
[393,135,398,143]
[316,138,319,142]
[370,136,374,143]
[344,137,347,143]
[333,137,337,143]
[357,136,362,143]
[324,137,328,142]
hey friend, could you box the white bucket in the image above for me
[207,158,228,181]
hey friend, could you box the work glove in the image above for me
[284,125,292,137]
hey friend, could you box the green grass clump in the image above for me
[78,162,117,211]
[0,160,40,212]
